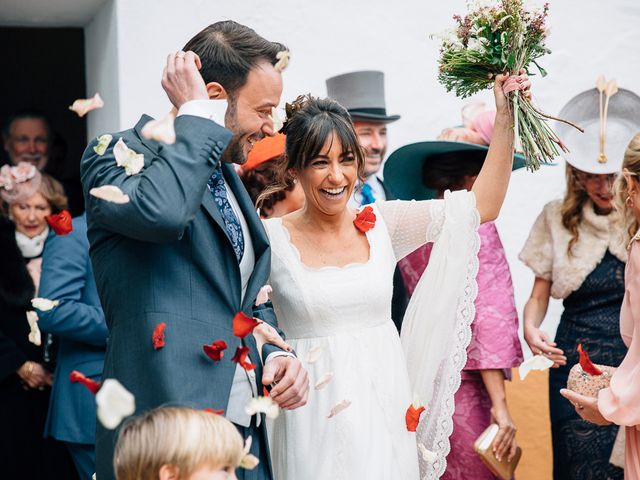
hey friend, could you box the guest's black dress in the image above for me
[0,217,78,479]
[549,250,627,480]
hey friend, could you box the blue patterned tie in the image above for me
[360,183,376,206]
[208,166,245,262]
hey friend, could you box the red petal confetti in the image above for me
[578,344,603,376]
[203,340,228,362]
[204,408,225,415]
[354,205,376,233]
[405,404,426,432]
[69,370,102,394]
[263,386,270,397]
[233,311,260,338]
[152,322,166,350]
[46,210,73,235]
[231,346,257,371]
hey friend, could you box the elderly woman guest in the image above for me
[519,85,640,479]
[0,162,78,479]
[239,133,304,218]
[384,122,524,478]
[561,132,640,479]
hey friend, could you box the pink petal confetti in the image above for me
[113,138,144,175]
[418,443,437,463]
[69,93,104,117]
[141,113,176,144]
[327,399,351,419]
[89,185,130,204]
[314,372,333,390]
[96,379,135,429]
[245,396,279,419]
[93,134,112,155]
[306,346,323,364]
[256,285,272,306]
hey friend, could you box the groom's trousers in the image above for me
[234,418,272,480]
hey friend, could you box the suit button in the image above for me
[216,141,224,148]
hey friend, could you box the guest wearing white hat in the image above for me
[519,80,640,480]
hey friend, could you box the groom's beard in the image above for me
[220,134,246,165]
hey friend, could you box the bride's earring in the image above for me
[627,193,635,208]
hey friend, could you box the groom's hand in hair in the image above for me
[161,51,209,109]
[263,356,309,410]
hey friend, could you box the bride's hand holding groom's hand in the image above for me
[263,356,309,410]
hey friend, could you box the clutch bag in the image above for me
[473,423,522,480]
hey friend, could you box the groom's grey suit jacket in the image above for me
[81,114,281,480]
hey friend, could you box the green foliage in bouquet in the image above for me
[434,0,581,170]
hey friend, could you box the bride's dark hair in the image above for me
[257,95,364,209]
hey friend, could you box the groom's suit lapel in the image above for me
[134,115,269,309]
[221,163,271,311]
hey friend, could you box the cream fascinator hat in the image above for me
[556,76,640,174]
[0,162,42,204]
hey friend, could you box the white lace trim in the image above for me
[419,203,480,479]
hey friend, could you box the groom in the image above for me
[81,21,308,480]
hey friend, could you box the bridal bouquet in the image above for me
[434,0,581,170]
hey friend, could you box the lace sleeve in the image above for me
[377,199,446,261]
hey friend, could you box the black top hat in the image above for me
[326,71,400,123]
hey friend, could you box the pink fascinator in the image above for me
[0,162,42,204]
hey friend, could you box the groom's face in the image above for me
[222,61,282,165]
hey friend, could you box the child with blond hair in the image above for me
[114,407,246,480]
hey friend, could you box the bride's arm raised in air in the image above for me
[378,71,531,262]
[472,70,531,223]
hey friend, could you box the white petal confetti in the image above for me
[31,298,60,311]
[141,113,176,144]
[245,396,279,419]
[26,311,41,346]
[274,50,289,72]
[306,346,323,364]
[96,379,136,429]
[327,399,351,419]
[314,372,333,390]
[518,354,554,380]
[418,443,438,464]
[93,134,113,156]
[240,453,260,470]
[90,185,130,204]
[113,138,144,176]
[69,93,104,117]
[256,285,273,306]
[269,108,283,132]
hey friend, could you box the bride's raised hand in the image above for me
[253,321,293,354]
[493,69,532,115]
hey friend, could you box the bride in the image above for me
[260,73,529,479]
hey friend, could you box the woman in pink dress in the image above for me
[384,119,524,478]
[561,133,640,478]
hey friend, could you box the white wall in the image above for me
[84,0,121,139]
[104,0,640,353]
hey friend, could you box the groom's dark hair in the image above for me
[183,21,287,96]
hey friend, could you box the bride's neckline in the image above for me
[275,217,373,272]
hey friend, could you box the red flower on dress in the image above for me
[578,344,603,376]
[152,322,166,350]
[204,408,225,415]
[405,404,426,432]
[233,312,260,338]
[69,370,102,394]
[46,210,73,235]
[203,340,228,362]
[231,346,256,371]
[354,205,376,233]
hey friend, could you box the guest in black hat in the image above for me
[326,70,407,330]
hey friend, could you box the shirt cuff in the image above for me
[177,99,227,126]
[265,351,295,363]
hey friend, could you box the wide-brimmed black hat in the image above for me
[326,71,400,123]
[383,141,526,201]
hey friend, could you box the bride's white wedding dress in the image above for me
[263,200,447,480]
